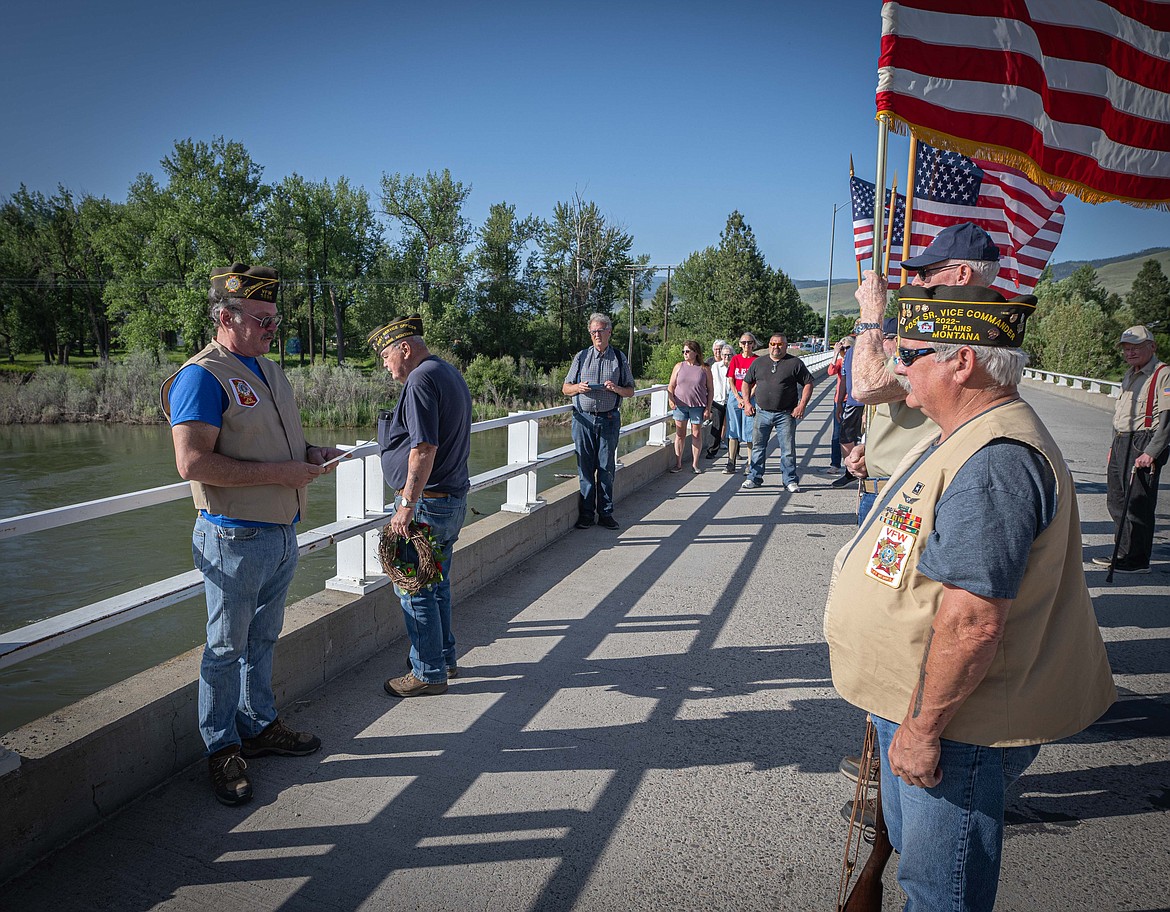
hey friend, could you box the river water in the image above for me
[0,421,645,734]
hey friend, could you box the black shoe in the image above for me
[831,473,856,488]
[574,514,595,530]
[241,718,321,758]
[209,746,252,806]
[598,514,619,530]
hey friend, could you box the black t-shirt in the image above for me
[743,355,814,412]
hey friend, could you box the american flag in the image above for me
[852,175,905,263]
[876,1,1170,207]
[906,143,1066,296]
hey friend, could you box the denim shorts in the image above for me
[672,405,704,424]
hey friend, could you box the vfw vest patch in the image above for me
[229,377,260,408]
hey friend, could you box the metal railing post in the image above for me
[327,442,390,594]
[649,388,670,446]
[501,411,544,513]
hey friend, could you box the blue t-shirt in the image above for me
[913,439,1058,599]
[378,356,472,495]
[168,358,291,528]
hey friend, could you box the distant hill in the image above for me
[794,247,1170,316]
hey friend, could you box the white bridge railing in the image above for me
[1023,367,1121,397]
[0,386,671,672]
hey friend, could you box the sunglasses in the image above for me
[242,311,282,330]
[897,347,936,367]
[915,263,962,281]
[739,339,754,345]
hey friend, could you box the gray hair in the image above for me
[208,292,244,326]
[588,313,612,331]
[955,259,1001,286]
[738,331,759,346]
[932,342,1029,387]
[713,338,726,350]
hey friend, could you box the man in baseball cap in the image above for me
[1092,324,1168,573]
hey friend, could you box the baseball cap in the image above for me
[898,223,1000,270]
[1120,325,1155,344]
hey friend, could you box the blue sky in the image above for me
[3,0,1166,282]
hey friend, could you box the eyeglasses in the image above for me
[589,328,611,336]
[897,347,936,367]
[768,341,785,347]
[915,263,962,282]
[739,339,754,345]
[242,311,282,330]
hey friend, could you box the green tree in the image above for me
[379,169,472,346]
[538,195,635,359]
[1026,278,1120,377]
[99,138,268,352]
[671,211,817,343]
[1126,259,1170,329]
[468,202,541,357]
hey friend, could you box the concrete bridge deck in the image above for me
[2,383,1167,912]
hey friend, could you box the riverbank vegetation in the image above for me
[0,348,653,427]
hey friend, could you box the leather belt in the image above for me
[861,477,888,495]
[396,489,449,499]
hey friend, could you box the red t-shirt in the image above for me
[728,353,756,394]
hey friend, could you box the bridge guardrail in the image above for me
[0,385,671,671]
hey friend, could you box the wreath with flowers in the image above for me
[378,521,446,594]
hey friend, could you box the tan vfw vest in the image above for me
[161,342,309,524]
[825,399,1115,747]
[864,400,937,479]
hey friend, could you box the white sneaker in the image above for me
[741,478,761,489]
[786,482,800,493]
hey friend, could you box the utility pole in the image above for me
[824,201,848,348]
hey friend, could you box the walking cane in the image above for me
[1106,464,1140,584]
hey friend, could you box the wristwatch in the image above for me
[854,322,882,332]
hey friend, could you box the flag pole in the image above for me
[883,173,898,277]
[850,155,863,286]
[900,137,918,288]
[873,119,890,278]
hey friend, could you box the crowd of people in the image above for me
[162,219,1162,912]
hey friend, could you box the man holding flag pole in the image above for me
[828,1,1170,905]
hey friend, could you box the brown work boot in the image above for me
[384,671,448,698]
[241,718,321,758]
[208,745,252,806]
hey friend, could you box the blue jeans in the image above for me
[873,716,1040,912]
[858,490,877,525]
[193,514,299,755]
[395,492,467,683]
[747,408,797,485]
[572,409,620,518]
[726,395,754,443]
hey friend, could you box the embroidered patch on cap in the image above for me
[229,378,260,408]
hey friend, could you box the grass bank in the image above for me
[0,352,651,427]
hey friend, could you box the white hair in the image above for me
[588,313,612,330]
[932,342,1029,387]
[955,259,1001,286]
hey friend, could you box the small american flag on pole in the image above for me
[852,175,906,263]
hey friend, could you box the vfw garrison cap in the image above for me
[210,264,279,303]
[367,315,425,352]
[897,285,1036,348]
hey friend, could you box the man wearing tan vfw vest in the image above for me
[825,284,1115,912]
[161,265,344,807]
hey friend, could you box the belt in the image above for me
[396,489,449,500]
[575,407,619,417]
[861,477,889,495]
